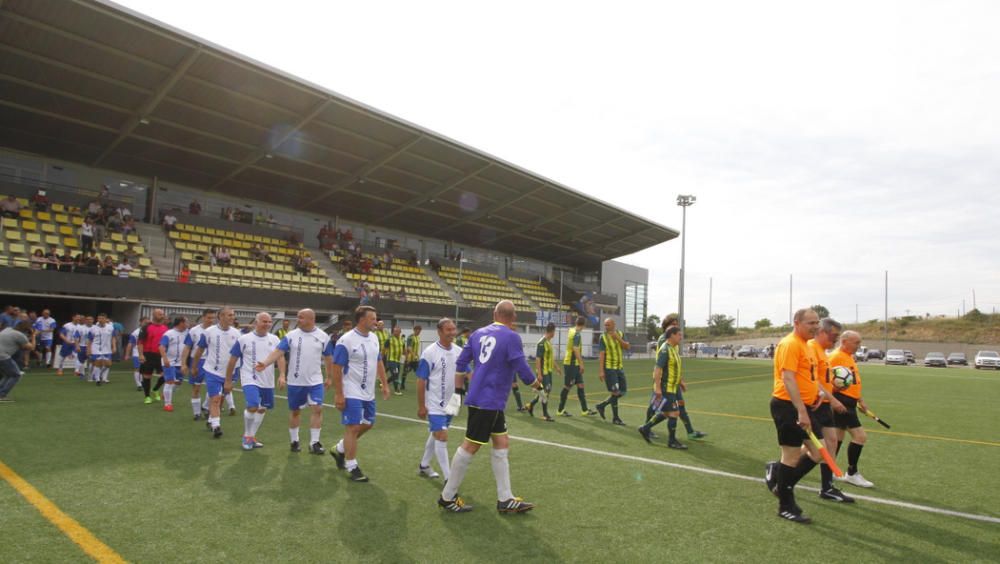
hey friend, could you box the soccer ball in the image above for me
[831,366,855,390]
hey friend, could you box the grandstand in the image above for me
[0,194,155,277]
[509,274,568,311]
[168,223,336,294]
[333,248,452,305]
[436,265,532,310]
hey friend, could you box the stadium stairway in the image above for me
[315,250,360,295]
[423,265,464,306]
[135,223,176,279]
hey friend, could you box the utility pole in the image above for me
[855,303,859,324]
[883,271,888,354]
[676,195,696,336]
[788,274,793,325]
[708,277,713,325]
[973,289,977,311]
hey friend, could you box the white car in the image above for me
[885,349,907,366]
[974,350,1000,370]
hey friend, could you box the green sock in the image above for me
[679,406,694,433]
[512,387,523,409]
[644,412,666,429]
[577,388,588,411]
[558,388,569,412]
[610,395,620,420]
[668,417,678,440]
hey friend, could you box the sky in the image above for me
[117,0,1000,327]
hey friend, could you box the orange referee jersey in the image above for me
[773,332,819,405]
[828,348,862,400]
[808,339,832,402]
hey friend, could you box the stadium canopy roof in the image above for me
[0,0,678,268]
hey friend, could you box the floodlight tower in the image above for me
[677,194,696,337]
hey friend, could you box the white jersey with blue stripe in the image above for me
[277,328,332,387]
[332,329,380,401]
[129,328,141,358]
[88,323,116,355]
[60,322,77,345]
[75,325,93,350]
[34,317,57,342]
[416,341,460,416]
[160,328,187,367]
[231,331,280,388]
[197,325,241,377]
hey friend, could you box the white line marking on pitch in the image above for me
[237,389,1000,525]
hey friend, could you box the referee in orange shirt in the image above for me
[764,308,824,524]
[807,318,854,503]
[829,330,875,488]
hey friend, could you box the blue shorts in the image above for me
[205,373,227,398]
[77,348,88,362]
[244,385,275,409]
[90,354,112,362]
[132,356,141,369]
[163,365,180,382]
[188,361,206,384]
[40,339,53,349]
[342,398,376,426]
[428,413,452,432]
[287,384,324,411]
[59,344,75,357]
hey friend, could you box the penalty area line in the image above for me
[238,389,1000,525]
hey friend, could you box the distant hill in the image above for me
[683,311,1000,345]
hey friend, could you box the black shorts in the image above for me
[812,402,836,429]
[770,397,824,447]
[464,406,507,445]
[140,352,163,376]
[406,361,418,372]
[833,393,862,429]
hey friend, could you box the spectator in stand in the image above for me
[301,254,314,272]
[117,258,134,279]
[383,251,393,268]
[98,185,111,205]
[224,207,235,222]
[31,189,49,212]
[255,211,266,225]
[106,211,123,233]
[80,217,96,252]
[44,245,60,271]
[189,199,202,215]
[122,216,136,236]
[122,245,138,264]
[84,250,101,274]
[250,243,265,261]
[398,287,407,302]
[1,194,21,218]
[100,255,116,276]
[117,205,132,220]
[216,246,231,266]
[178,263,191,283]
[58,250,74,273]
[87,199,103,220]
[162,211,177,232]
[259,246,272,263]
[208,245,218,266]
[343,228,353,241]
[72,253,86,273]
[30,249,47,270]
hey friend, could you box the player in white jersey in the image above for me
[158,316,189,412]
[33,309,57,368]
[415,317,461,481]
[74,316,95,379]
[328,306,390,482]
[54,315,81,375]
[257,309,332,455]
[124,318,148,390]
[192,307,241,438]
[87,313,118,385]
[227,312,281,451]
[182,309,215,421]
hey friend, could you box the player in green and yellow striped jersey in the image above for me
[527,322,560,421]
[638,326,688,449]
[557,316,596,416]
[403,325,422,389]
[595,318,630,425]
[385,325,406,395]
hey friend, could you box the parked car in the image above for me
[904,350,915,364]
[885,349,907,365]
[974,350,1000,370]
[736,345,757,357]
[946,352,968,366]
[866,349,883,360]
[854,345,869,362]
[923,352,947,367]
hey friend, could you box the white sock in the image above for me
[289,427,299,443]
[251,411,266,436]
[346,458,358,471]
[435,440,451,480]
[163,384,173,406]
[91,365,101,382]
[310,428,321,445]
[420,434,436,468]
[191,398,201,416]
[202,396,210,410]
[335,439,345,453]
[209,416,220,429]
[74,357,81,372]
[491,448,513,501]
[134,371,142,386]
[225,393,235,409]
[244,410,255,436]
[442,448,474,500]
[102,367,110,382]
[45,351,52,365]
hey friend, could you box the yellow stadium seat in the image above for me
[139,257,152,268]
[44,235,60,246]
[4,230,22,242]
[126,234,139,244]
[59,225,74,236]
[18,209,33,220]
[36,211,51,222]
[25,232,41,244]
[7,242,26,255]
[71,216,83,226]
[40,223,55,234]
[1,217,17,229]
[63,237,78,248]
[54,213,69,224]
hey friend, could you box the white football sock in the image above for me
[336,439,345,454]
[202,395,210,410]
[289,427,299,443]
[491,448,513,501]
[252,411,265,436]
[91,366,101,382]
[420,434,436,468]
[191,398,201,416]
[163,384,173,406]
[442,448,474,500]
[225,393,235,410]
[435,440,451,480]
[102,366,110,382]
[310,428,321,445]
[44,351,52,365]
[244,410,254,436]
[209,416,220,429]
[345,458,358,471]
[134,371,142,386]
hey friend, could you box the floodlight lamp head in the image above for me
[676,194,696,206]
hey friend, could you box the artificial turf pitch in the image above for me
[1,358,997,563]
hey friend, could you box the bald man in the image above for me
[258,308,332,454]
[228,313,282,450]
